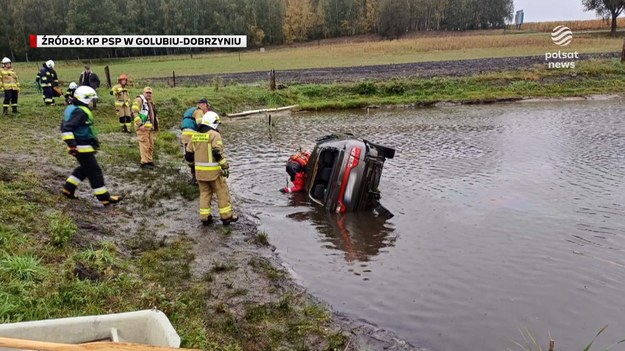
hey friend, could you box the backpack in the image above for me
[181,107,198,130]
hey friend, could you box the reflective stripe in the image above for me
[195,162,219,166]
[196,165,221,171]
[93,187,108,195]
[182,129,195,136]
[76,145,95,153]
[2,104,8,107]
[218,205,232,214]
[144,122,153,128]
[62,132,75,140]
[114,101,128,107]
[195,161,220,171]
[216,140,223,146]
[66,175,81,186]
[200,208,211,215]
[218,158,227,166]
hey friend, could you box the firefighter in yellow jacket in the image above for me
[185,111,239,226]
[132,87,159,168]
[1,57,20,115]
[110,74,132,133]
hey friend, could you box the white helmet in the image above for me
[45,60,55,69]
[69,82,78,90]
[201,111,221,129]
[2,57,10,64]
[74,86,98,105]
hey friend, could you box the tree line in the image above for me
[0,0,514,61]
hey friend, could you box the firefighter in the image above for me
[110,74,132,132]
[64,82,77,105]
[280,150,310,193]
[132,87,159,168]
[0,57,19,115]
[36,60,60,105]
[180,98,213,183]
[185,111,238,226]
[60,86,122,206]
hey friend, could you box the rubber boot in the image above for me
[12,106,18,114]
[221,214,239,226]
[101,195,122,206]
[61,188,78,199]
[2,107,7,115]
[201,215,213,226]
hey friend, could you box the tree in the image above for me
[283,0,314,43]
[378,0,409,38]
[583,0,625,36]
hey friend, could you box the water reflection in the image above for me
[285,193,397,262]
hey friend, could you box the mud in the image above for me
[1,153,418,350]
[145,52,618,86]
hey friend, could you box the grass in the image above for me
[11,57,625,126]
[10,29,623,81]
[509,326,625,351]
[255,232,271,247]
[0,166,347,349]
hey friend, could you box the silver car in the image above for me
[305,134,395,217]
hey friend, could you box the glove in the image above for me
[279,188,286,193]
[92,139,100,149]
[68,147,78,156]
[221,169,229,178]
[109,90,113,95]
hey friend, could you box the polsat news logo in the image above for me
[545,25,577,69]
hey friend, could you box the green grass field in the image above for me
[11,30,623,82]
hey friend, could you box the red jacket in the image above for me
[283,151,310,193]
[284,172,306,193]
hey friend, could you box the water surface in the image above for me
[223,100,625,351]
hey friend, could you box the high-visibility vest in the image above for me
[0,68,19,90]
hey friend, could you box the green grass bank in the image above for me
[134,59,625,113]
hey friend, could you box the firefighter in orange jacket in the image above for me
[185,111,239,226]
[111,74,132,132]
[280,151,310,193]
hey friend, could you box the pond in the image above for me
[223,99,625,351]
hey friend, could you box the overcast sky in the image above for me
[514,0,600,22]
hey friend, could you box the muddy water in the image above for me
[222,100,625,351]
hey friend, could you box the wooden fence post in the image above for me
[269,69,276,91]
[172,71,176,88]
[104,65,112,89]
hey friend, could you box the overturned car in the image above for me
[305,134,395,217]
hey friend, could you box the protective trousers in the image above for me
[116,106,131,131]
[63,153,113,202]
[43,87,54,105]
[3,89,18,112]
[198,177,233,220]
[137,129,155,164]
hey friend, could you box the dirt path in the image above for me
[145,52,618,85]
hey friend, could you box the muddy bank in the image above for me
[145,52,619,86]
[0,148,418,350]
